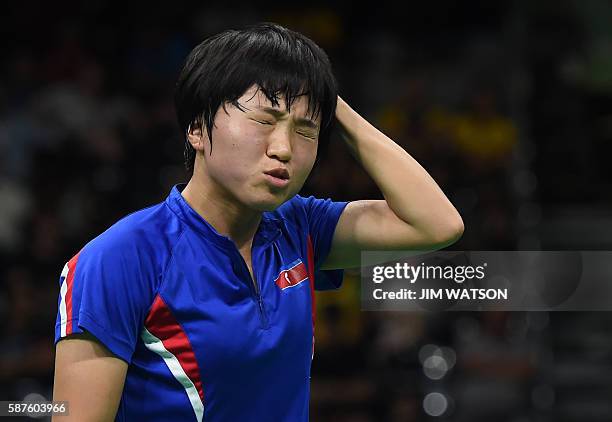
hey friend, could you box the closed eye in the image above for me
[297,131,317,140]
[251,118,273,125]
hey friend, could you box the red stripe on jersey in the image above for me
[306,235,316,356]
[145,295,204,402]
[274,261,308,290]
[65,252,81,335]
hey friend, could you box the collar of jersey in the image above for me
[165,184,283,249]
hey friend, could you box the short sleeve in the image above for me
[298,195,349,290]
[54,232,158,363]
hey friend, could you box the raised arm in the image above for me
[322,96,464,270]
[52,332,127,421]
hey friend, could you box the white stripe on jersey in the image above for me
[59,263,70,337]
[141,327,204,422]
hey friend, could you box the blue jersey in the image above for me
[54,184,349,421]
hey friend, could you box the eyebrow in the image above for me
[255,106,319,130]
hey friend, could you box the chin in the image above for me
[248,192,291,212]
[253,198,286,212]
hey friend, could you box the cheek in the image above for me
[207,125,266,182]
[293,145,318,180]
[226,123,266,154]
[214,110,266,153]
[225,128,266,178]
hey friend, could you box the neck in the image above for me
[181,174,261,251]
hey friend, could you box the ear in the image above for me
[187,123,208,152]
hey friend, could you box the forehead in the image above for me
[237,85,319,121]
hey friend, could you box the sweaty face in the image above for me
[193,85,321,212]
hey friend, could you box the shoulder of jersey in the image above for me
[81,201,179,259]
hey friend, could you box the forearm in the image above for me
[335,97,463,241]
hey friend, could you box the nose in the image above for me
[266,126,292,162]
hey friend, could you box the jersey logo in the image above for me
[274,259,308,290]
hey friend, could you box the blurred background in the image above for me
[1,1,612,421]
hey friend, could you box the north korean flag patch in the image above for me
[274,259,309,290]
